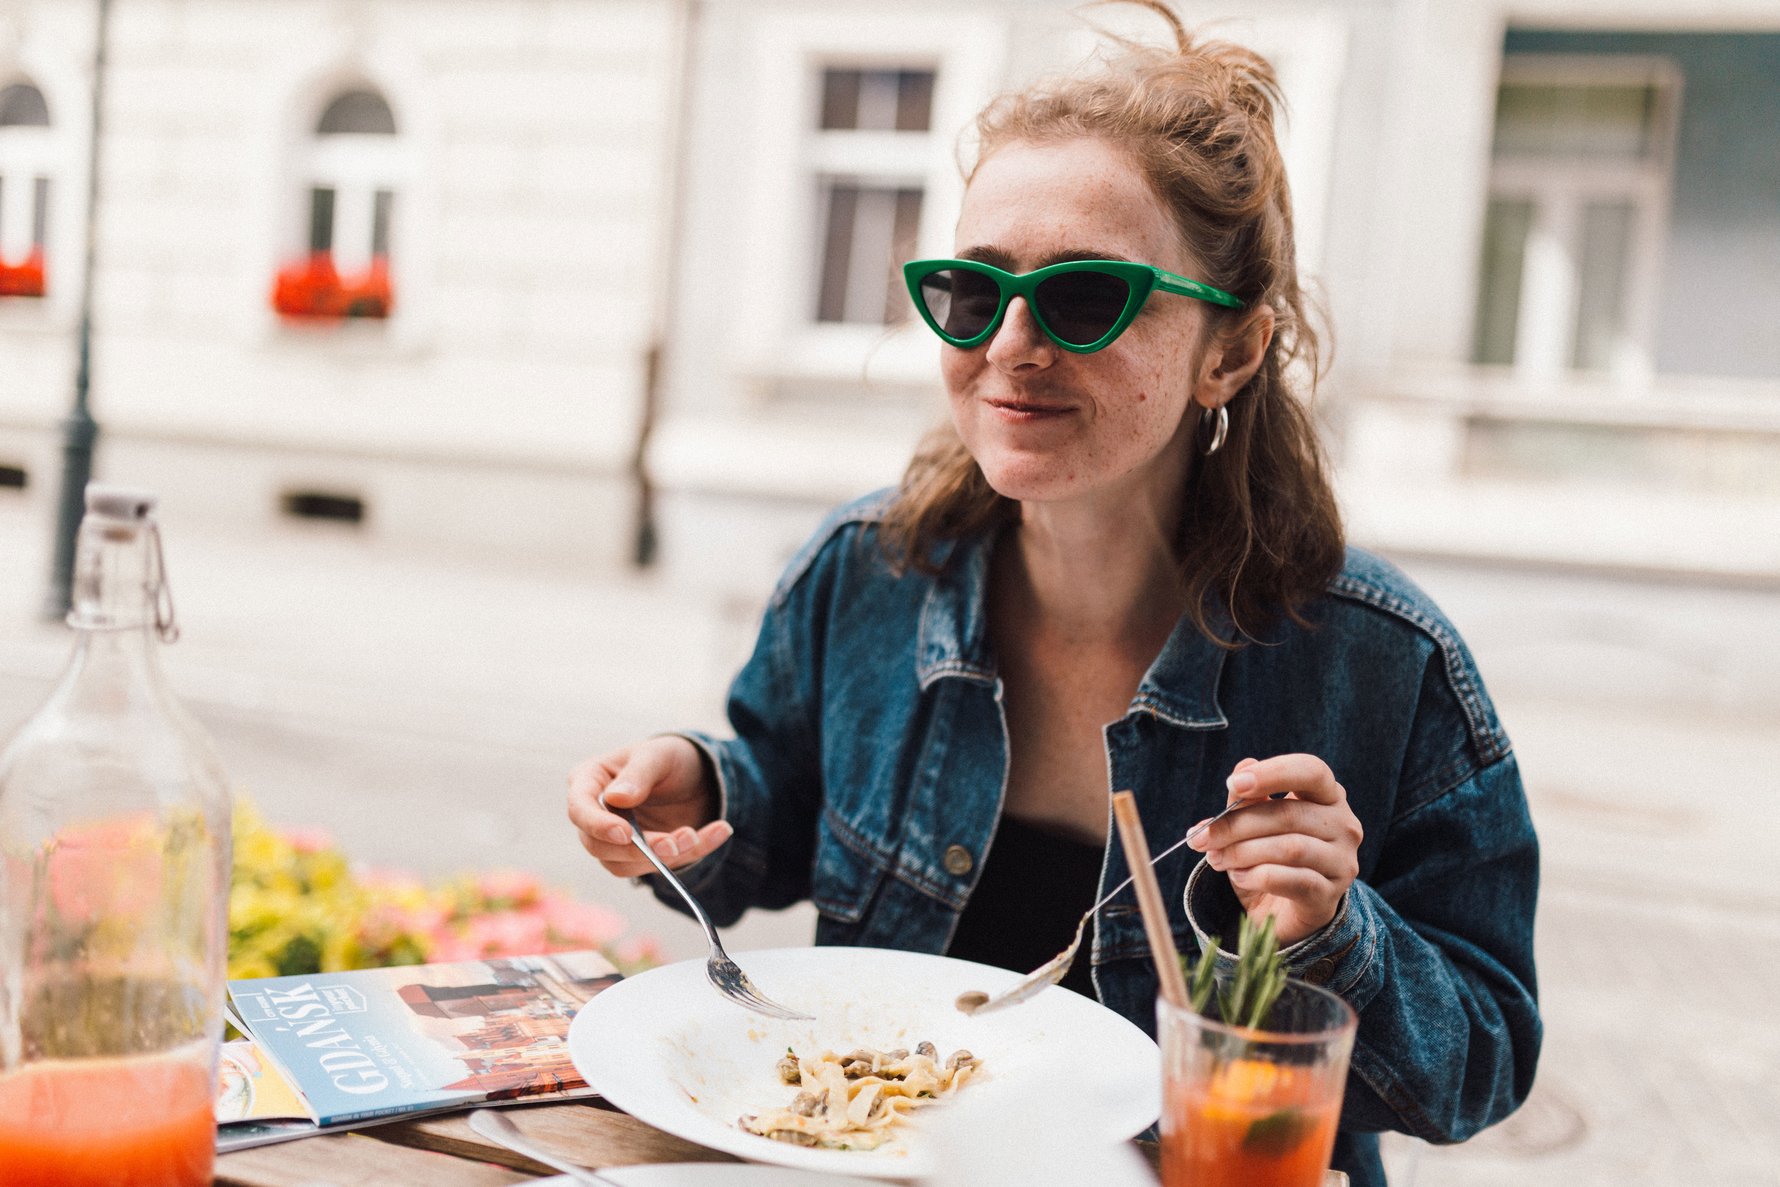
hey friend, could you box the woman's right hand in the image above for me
[566,736,734,877]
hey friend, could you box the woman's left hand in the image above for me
[1186,754,1363,946]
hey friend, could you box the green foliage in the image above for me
[272,933,323,978]
[1182,913,1288,1030]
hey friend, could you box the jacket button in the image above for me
[1304,957,1337,985]
[943,844,974,876]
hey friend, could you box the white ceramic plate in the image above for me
[568,947,1160,1181]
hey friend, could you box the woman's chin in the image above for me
[975,459,1087,504]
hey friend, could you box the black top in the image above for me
[946,814,1104,999]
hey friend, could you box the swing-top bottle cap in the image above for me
[84,484,159,523]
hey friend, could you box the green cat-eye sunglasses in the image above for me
[902,258,1244,354]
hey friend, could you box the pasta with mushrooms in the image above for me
[737,1041,981,1150]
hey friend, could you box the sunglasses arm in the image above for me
[1154,271,1244,310]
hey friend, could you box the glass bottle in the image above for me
[0,486,232,1187]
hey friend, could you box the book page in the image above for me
[215,1038,311,1123]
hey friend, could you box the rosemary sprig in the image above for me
[1182,913,1287,1030]
[1187,933,1218,1014]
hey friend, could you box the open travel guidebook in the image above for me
[214,950,619,1152]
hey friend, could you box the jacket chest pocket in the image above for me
[810,811,890,932]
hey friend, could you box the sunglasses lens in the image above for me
[918,269,1003,342]
[1034,269,1131,346]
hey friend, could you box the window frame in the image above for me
[731,11,1005,387]
[299,89,403,278]
[808,71,936,328]
[1477,54,1683,381]
[0,80,57,303]
[243,49,433,350]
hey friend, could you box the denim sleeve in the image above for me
[642,566,826,927]
[1186,752,1542,1144]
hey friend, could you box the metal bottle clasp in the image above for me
[148,520,180,644]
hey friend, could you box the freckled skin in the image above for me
[941,138,1210,512]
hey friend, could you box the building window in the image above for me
[272,86,399,321]
[722,12,1001,384]
[0,80,51,299]
[809,67,934,327]
[1472,57,1680,377]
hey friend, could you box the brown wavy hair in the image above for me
[880,0,1344,644]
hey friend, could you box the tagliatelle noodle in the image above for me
[737,1044,981,1151]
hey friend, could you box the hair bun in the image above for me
[1113,0,1284,127]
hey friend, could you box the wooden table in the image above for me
[213,1098,1347,1186]
[215,1100,730,1186]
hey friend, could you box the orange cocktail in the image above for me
[1158,979,1355,1187]
[0,1053,215,1187]
[1163,1055,1340,1186]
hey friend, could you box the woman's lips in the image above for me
[986,397,1075,422]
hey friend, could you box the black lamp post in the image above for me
[42,0,110,620]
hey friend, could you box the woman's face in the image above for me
[943,137,1208,512]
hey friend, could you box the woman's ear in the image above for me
[1193,304,1275,409]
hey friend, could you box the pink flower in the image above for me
[473,870,543,907]
[396,902,450,934]
[282,827,336,855]
[47,814,163,924]
[454,909,550,958]
[358,899,447,946]
[540,893,626,948]
[426,934,480,962]
[612,934,664,969]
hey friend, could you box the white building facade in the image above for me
[0,0,685,567]
[2,0,1776,590]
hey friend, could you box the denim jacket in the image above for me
[662,492,1541,1186]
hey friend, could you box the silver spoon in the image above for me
[467,1108,621,1186]
[955,796,1267,1014]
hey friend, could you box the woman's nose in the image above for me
[984,296,1056,369]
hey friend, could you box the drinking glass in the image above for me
[1158,978,1357,1187]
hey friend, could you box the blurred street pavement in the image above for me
[2,497,1777,1185]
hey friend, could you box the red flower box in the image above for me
[0,249,46,299]
[272,252,392,320]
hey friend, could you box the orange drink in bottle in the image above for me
[0,1049,215,1187]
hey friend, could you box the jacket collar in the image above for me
[1130,609,1232,729]
[915,529,1230,730]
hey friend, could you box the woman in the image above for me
[567,6,1539,1182]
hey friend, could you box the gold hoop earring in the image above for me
[1199,405,1228,456]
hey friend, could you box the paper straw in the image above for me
[1111,790,1189,1010]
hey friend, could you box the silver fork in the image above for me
[599,792,812,1021]
[955,799,1254,1015]
[467,1109,618,1186]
